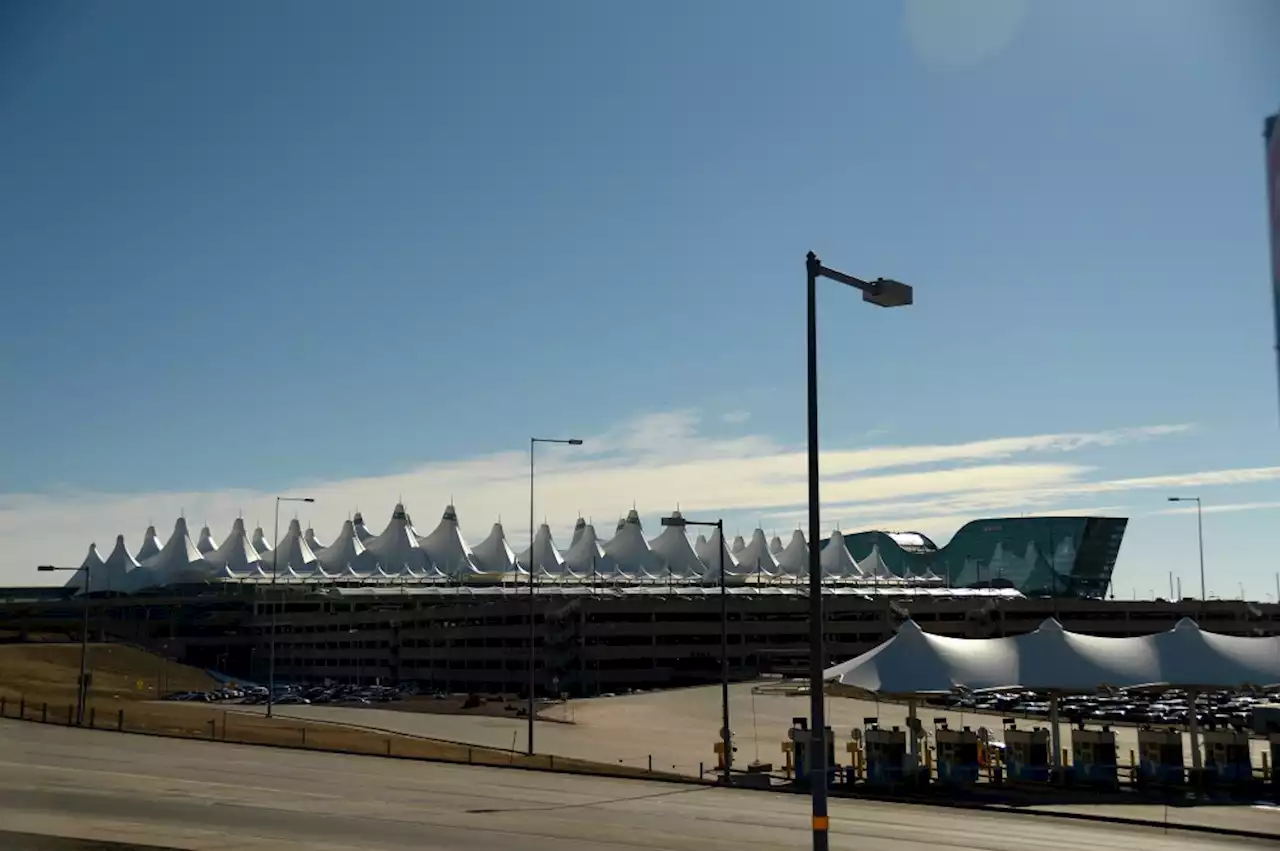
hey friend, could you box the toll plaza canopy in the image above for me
[824,617,1280,695]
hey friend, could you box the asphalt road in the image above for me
[0,719,1264,851]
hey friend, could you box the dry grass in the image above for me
[0,642,217,707]
[0,642,691,783]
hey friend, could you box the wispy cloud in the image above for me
[1151,500,1280,517]
[0,410,1232,584]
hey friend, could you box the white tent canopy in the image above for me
[730,535,746,555]
[304,527,328,555]
[100,535,139,591]
[352,512,375,543]
[769,534,785,556]
[648,511,706,580]
[205,518,264,578]
[136,525,162,563]
[250,526,273,558]
[857,544,893,580]
[65,544,105,594]
[519,523,565,576]
[570,517,587,547]
[564,522,610,577]
[134,517,212,589]
[820,532,863,580]
[196,526,217,555]
[604,509,663,579]
[775,530,809,578]
[363,503,428,576]
[825,617,1280,694]
[417,504,477,577]
[316,519,372,576]
[736,528,779,577]
[268,518,322,577]
[472,522,520,575]
[700,527,741,582]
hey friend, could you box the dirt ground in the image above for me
[0,642,216,707]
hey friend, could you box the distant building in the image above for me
[832,516,1127,599]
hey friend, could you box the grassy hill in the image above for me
[0,642,217,706]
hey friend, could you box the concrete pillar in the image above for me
[1188,689,1203,770]
[1049,693,1062,772]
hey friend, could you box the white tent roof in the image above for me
[736,528,779,576]
[304,527,328,554]
[647,511,705,580]
[693,534,711,563]
[268,518,322,577]
[196,526,217,555]
[136,525,162,563]
[820,532,863,579]
[250,526,273,558]
[825,617,1280,694]
[730,535,746,554]
[603,509,663,579]
[417,504,476,577]
[65,544,105,594]
[519,523,566,576]
[315,519,372,576]
[363,503,428,576]
[205,518,264,578]
[563,522,610,576]
[101,535,140,591]
[775,529,809,577]
[570,517,587,547]
[135,517,213,589]
[769,534,785,556]
[856,543,893,580]
[352,512,375,543]
[700,527,741,581]
[472,522,519,575]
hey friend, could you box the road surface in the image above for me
[0,719,1264,851]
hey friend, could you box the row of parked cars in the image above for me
[162,685,267,703]
[929,687,1272,731]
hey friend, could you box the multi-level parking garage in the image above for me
[4,580,1276,698]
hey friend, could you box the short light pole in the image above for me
[662,514,732,784]
[1168,496,1206,608]
[528,436,583,755]
[37,564,91,725]
[268,495,315,718]
[805,252,913,850]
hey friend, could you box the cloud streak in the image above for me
[0,410,1245,585]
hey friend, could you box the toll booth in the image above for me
[788,717,836,789]
[934,723,980,789]
[1070,725,1118,788]
[1003,723,1051,783]
[1202,730,1252,785]
[863,718,907,788]
[1137,727,1185,787]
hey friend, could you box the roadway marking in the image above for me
[0,759,337,800]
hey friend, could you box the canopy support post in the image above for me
[1187,688,1203,772]
[1049,692,1062,780]
[908,697,920,774]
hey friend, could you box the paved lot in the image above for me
[239,683,1276,778]
[0,719,1266,851]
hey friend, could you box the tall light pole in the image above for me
[1168,496,1206,606]
[662,514,731,784]
[37,564,91,725]
[528,436,583,755]
[268,495,314,718]
[805,252,913,851]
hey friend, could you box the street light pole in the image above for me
[662,514,731,784]
[1168,496,1206,606]
[528,436,583,756]
[805,252,913,851]
[37,563,91,725]
[268,495,314,719]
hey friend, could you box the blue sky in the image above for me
[2,0,1278,596]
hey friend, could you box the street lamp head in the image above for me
[567,438,584,445]
[1168,497,1181,503]
[862,278,913,308]
[302,498,316,503]
[661,515,687,528]
[36,565,57,572]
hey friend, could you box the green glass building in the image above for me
[833,516,1126,598]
